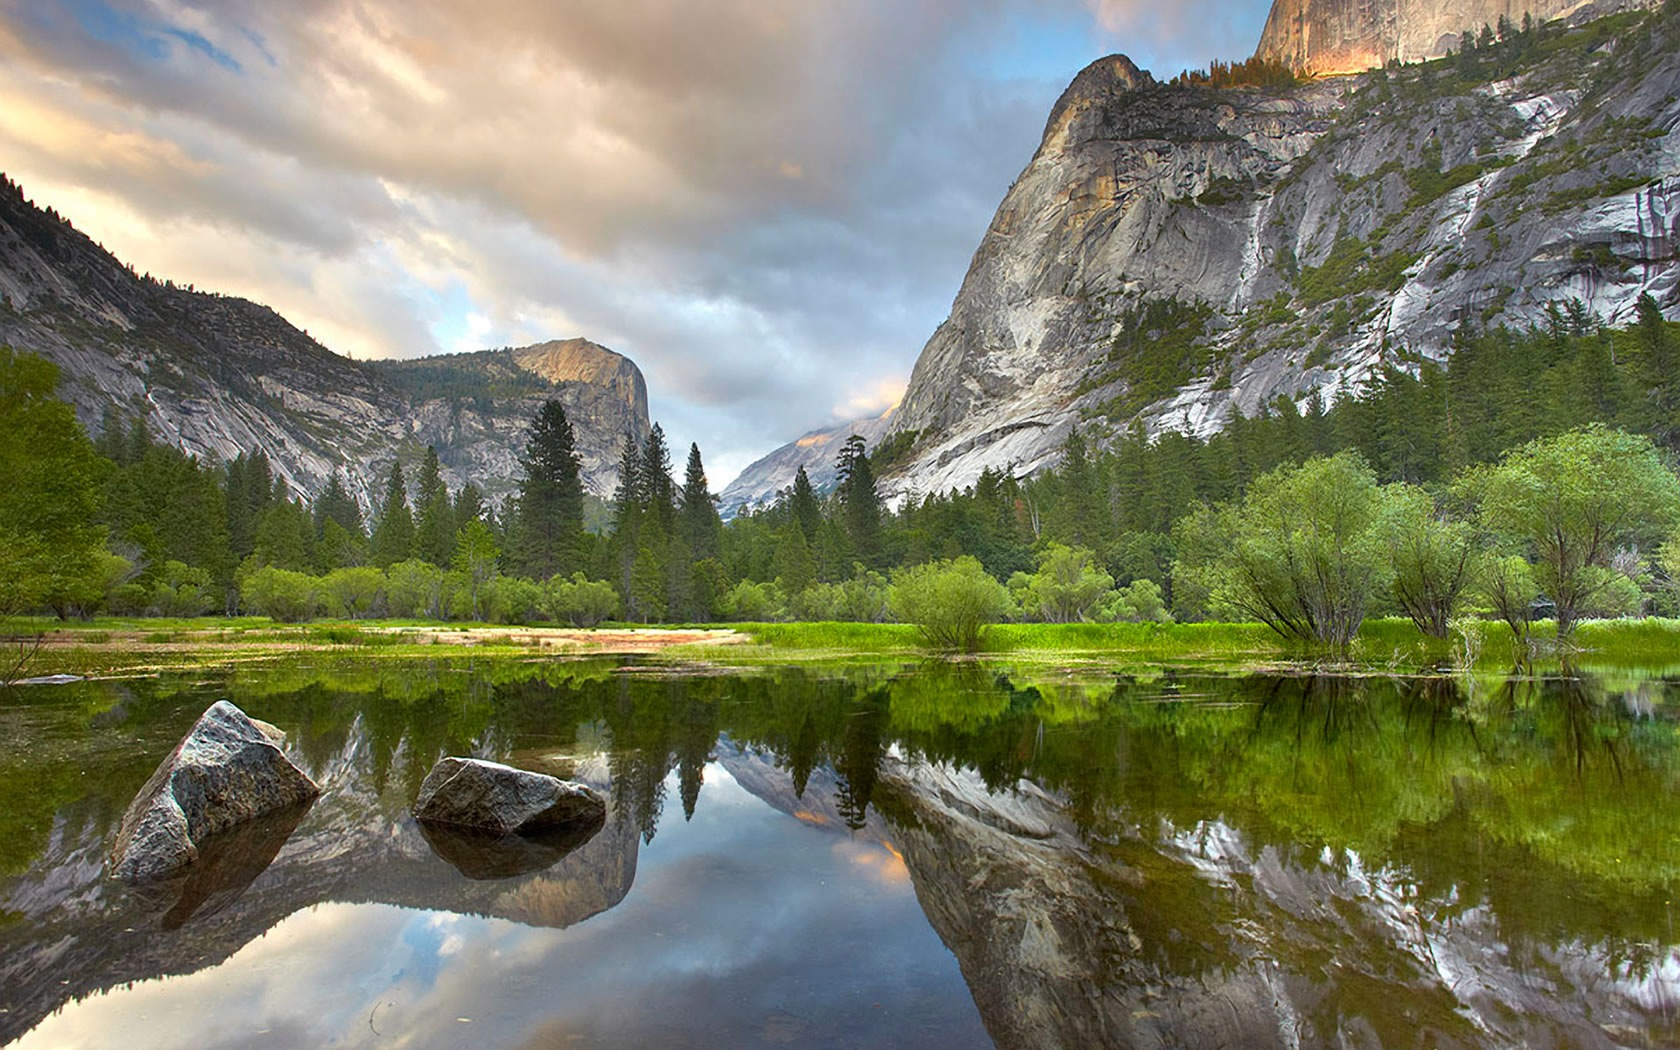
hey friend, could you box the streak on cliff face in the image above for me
[1256,0,1653,74]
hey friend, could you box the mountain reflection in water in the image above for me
[1,657,1678,1049]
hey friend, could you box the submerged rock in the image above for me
[413,757,606,836]
[108,701,320,882]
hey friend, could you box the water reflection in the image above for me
[1,656,1678,1048]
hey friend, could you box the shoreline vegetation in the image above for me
[9,615,1680,682]
[7,309,1680,681]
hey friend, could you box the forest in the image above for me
[3,294,1679,652]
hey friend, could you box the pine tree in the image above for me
[610,428,646,599]
[642,424,676,532]
[370,461,415,569]
[788,465,822,542]
[677,443,723,561]
[770,522,816,595]
[629,515,668,623]
[835,435,882,569]
[313,470,365,540]
[453,482,486,527]
[413,446,455,567]
[509,402,585,580]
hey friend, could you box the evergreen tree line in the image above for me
[3,298,1678,634]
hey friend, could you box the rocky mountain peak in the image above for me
[511,338,648,420]
[794,2,1680,507]
[0,175,651,505]
[1255,0,1657,74]
[1041,55,1154,151]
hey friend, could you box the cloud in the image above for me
[0,0,1270,485]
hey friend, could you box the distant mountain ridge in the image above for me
[716,408,895,517]
[0,175,649,505]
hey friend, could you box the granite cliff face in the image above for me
[1256,0,1656,74]
[846,5,1680,504]
[0,178,649,504]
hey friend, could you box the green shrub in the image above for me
[385,560,449,620]
[240,566,320,623]
[787,571,891,623]
[719,580,785,623]
[320,567,385,620]
[1099,579,1173,623]
[888,556,1011,652]
[540,573,620,627]
[485,575,543,625]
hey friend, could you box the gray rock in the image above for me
[413,757,607,836]
[108,701,320,882]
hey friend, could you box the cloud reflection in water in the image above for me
[13,761,984,1050]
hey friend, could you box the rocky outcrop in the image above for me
[855,5,1680,504]
[0,177,650,503]
[716,408,895,517]
[1256,0,1656,75]
[413,756,607,836]
[108,701,319,882]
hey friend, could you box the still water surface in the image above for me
[2,657,1678,1048]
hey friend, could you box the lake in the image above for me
[2,656,1678,1049]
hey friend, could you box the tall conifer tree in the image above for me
[509,401,585,579]
[642,424,675,531]
[413,446,455,567]
[835,435,882,569]
[370,461,415,568]
[788,466,822,542]
[678,443,723,561]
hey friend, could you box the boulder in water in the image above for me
[413,757,606,835]
[109,700,320,882]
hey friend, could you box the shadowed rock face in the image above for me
[108,701,320,882]
[1256,0,1656,74]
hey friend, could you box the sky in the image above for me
[0,0,1271,487]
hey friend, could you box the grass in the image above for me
[10,615,1680,680]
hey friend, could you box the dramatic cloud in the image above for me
[0,0,1268,484]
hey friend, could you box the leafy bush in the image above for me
[888,556,1011,652]
[1174,453,1390,647]
[485,575,543,624]
[719,580,785,623]
[149,561,215,618]
[541,573,620,627]
[1099,579,1172,623]
[320,567,385,620]
[1015,544,1114,623]
[240,566,320,623]
[385,559,449,619]
[787,571,891,623]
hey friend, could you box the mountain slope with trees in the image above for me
[0,177,649,507]
[761,3,1680,505]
